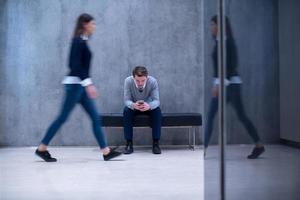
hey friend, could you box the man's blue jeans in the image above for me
[41,84,107,149]
[123,107,162,141]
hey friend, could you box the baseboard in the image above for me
[280,138,300,149]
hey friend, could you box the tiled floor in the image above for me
[205,144,300,200]
[0,146,204,200]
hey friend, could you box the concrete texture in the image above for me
[0,0,204,146]
[0,147,204,200]
[0,0,281,146]
[205,145,300,200]
[0,0,7,145]
[278,0,300,143]
[203,0,280,145]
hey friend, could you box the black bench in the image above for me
[101,113,202,150]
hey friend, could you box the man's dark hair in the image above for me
[132,66,148,77]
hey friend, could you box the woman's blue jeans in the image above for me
[204,84,260,148]
[41,84,107,149]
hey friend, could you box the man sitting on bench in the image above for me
[123,66,162,154]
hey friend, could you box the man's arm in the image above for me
[148,80,160,110]
[124,78,134,109]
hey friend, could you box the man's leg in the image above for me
[149,107,162,141]
[149,107,162,154]
[123,107,135,154]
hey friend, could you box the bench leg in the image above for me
[188,128,191,149]
[193,126,196,151]
[188,127,195,151]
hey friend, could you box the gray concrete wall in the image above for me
[279,0,300,143]
[0,0,7,145]
[0,0,280,147]
[203,0,280,145]
[0,0,204,146]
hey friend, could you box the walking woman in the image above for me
[35,13,121,162]
[204,15,265,159]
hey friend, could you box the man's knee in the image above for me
[150,107,162,118]
[151,107,161,113]
[123,106,134,117]
[124,106,132,113]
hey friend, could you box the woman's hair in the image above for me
[211,15,233,39]
[73,13,94,38]
[211,15,238,68]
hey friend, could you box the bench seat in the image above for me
[101,113,202,149]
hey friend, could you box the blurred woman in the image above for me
[204,15,265,159]
[35,13,121,162]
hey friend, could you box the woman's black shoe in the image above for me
[35,149,57,162]
[103,147,122,161]
[247,146,265,159]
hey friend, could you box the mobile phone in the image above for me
[137,100,144,105]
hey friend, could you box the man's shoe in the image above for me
[35,149,57,162]
[123,141,134,154]
[103,147,122,161]
[247,146,265,159]
[152,141,161,154]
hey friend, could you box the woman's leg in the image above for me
[229,84,261,144]
[80,89,122,160]
[229,84,265,159]
[80,88,107,150]
[40,85,82,148]
[204,97,219,148]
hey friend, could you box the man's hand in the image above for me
[86,85,97,99]
[133,102,150,112]
[133,102,142,110]
[139,102,150,112]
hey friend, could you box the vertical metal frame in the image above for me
[217,0,227,199]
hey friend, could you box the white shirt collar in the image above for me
[80,35,89,41]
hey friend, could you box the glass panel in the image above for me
[224,0,300,200]
[204,0,222,200]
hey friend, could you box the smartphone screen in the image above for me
[138,100,144,105]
